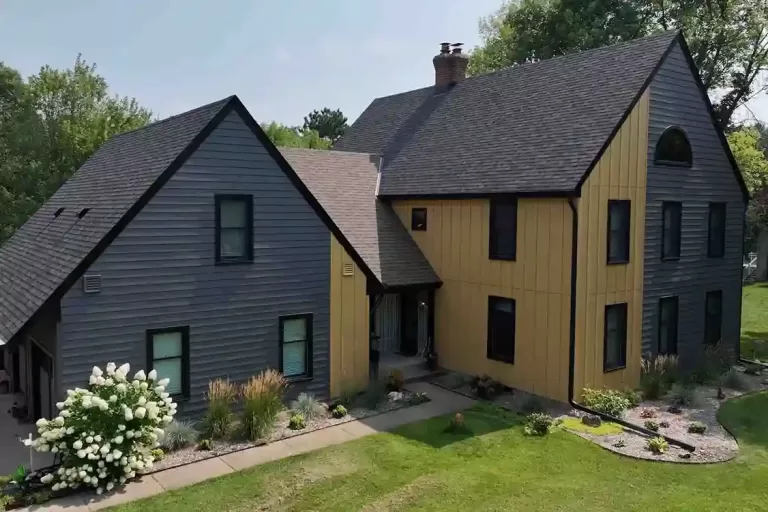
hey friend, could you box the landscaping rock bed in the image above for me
[151,390,428,473]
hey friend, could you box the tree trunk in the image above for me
[757,229,768,281]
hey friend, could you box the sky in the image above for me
[0,0,766,126]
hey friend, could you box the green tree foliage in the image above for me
[468,0,768,129]
[261,121,331,149]
[0,56,152,242]
[302,107,348,142]
[730,125,768,251]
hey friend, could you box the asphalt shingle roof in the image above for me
[335,31,678,196]
[0,97,231,343]
[280,148,440,288]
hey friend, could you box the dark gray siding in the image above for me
[59,111,331,415]
[643,43,745,366]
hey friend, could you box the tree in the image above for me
[302,108,347,142]
[468,0,768,129]
[0,56,152,242]
[261,121,331,149]
[728,127,768,192]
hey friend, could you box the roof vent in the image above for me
[342,263,355,277]
[77,208,91,219]
[82,274,101,294]
[54,207,65,217]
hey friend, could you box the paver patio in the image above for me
[17,382,475,511]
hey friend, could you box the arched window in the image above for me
[654,127,692,166]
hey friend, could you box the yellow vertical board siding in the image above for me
[329,235,369,397]
[573,91,649,397]
[393,198,572,401]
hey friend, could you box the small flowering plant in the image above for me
[24,362,177,495]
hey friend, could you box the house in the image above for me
[0,30,747,425]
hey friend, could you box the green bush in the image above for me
[692,341,734,384]
[721,368,749,391]
[644,420,659,432]
[386,369,405,392]
[640,355,678,399]
[288,413,306,430]
[241,369,287,441]
[621,388,643,408]
[659,421,670,428]
[197,439,212,451]
[331,405,348,419]
[471,375,503,400]
[524,413,556,436]
[669,383,698,408]
[688,422,707,434]
[150,448,165,461]
[291,392,325,421]
[160,420,198,452]
[581,388,631,417]
[647,436,669,454]
[0,474,10,486]
[521,395,545,414]
[202,379,237,439]
[444,412,473,435]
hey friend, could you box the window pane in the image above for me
[283,318,307,342]
[488,297,515,363]
[490,200,517,259]
[411,209,427,230]
[608,202,630,262]
[604,304,626,370]
[662,203,681,258]
[220,200,246,229]
[153,332,182,359]
[153,358,182,395]
[705,291,722,344]
[708,204,725,257]
[659,298,678,354]
[220,228,246,258]
[282,341,307,377]
[656,129,692,165]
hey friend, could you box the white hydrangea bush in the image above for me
[24,362,177,495]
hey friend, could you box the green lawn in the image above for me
[742,283,768,361]
[113,397,768,512]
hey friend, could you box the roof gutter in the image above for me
[565,198,695,452]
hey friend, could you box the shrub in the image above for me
[621,388,643,408]
[159,420,198,452]
[640,355,678,399]
[581,388,630,417]
[669,383,698,408]
[386,369,405,392]
[688,422,707,434]
[470,375,503,400]
[288,413,306,430]
[444,412,472,435]
[241,370,287,441]
[524,413,556,436]
[692,341,734,384]
[613,439,627,448]
[647,436,669,454]
[639,408,656,419]
[721,368,749,391]
[331,405,348,419]
[644,420,659,432]
[521,396,545,414]
[197,439,212,451]
[24,363,176,495]
[202,379,236,439]
[659,421,670,428]
[150,448,165,461]
[290,392,325,421]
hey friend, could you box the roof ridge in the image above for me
[112,95,235,139]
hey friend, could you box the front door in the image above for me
[400,293,419,356]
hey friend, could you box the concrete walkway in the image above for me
[20,382,475,511]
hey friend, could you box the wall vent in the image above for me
[342,263,355,277]
[82,274,102,294]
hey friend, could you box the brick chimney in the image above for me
[433,42,469,90]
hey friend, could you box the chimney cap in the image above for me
[439,42,451,54]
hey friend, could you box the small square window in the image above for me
[707,203,726,258]
[661,202,682,260]
[279,314,313,379]
[489,199,517,261]
[411,208,427,231]
[604,303,627,372]
[487,296,515,364]
[607,200,631,264]
[658,296,678,355]
[215,195,254,263]
[704,290,723,345]
[146,327,190,398]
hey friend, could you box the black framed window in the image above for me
[704,290,723,345]
[146,326,190,398]
[215,195,254,263]
[489,198,517,260]
[654,127,692,167]
[487,296,516,364]
[707,202,726,258]
[279,314,313,379]
[661,201,682,260]
[658,296,678,355]
[411,208,427,231]
[604,303,628,372]
[607,200,631,264]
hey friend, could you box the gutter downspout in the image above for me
[566,198,695,452]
